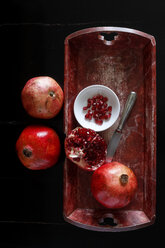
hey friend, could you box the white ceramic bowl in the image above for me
[74,85,120,132]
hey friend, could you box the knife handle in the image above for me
[117,92,137,132]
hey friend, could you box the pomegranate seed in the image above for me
[103,97,108,102]
[101,105,105,110]
[100,115,105,120]
[82,94,112,126]
[95,119,103,125]
[104,115,109,120]
[108,106,112,112]
[87,136,92,142]
[88,110,93,115]
[85,113,89,119]
[83,106,88,110]
[100,108,105,113]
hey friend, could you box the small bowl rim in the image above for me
[73,84,120,132]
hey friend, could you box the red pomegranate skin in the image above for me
[21,76,64,119]
[91,162,138,209]
[16,125,61,170]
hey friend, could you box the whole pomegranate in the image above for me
[21,76,64,119]
[91,162,138,208]
[65,127,107,171]
[16,125,61,170]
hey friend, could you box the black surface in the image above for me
[0,24,67,225]
[0,0,164,247]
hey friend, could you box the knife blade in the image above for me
[107,91,137,162]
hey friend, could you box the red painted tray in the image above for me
[63,27,156,231]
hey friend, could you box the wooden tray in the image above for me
[63,27,156,231]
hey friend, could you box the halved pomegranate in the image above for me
[64,127,107,171]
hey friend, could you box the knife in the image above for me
[107,91,137,162]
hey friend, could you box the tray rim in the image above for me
[64,26,156,46]
[63,213,156,232]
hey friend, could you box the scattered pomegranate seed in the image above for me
[104,115,109,120]
[103,97,108,102]
[88,110,93,115]
[82,94,112,125]
[95,119,103,125]
[85,113,89,119]
[108,106,112,112]
[83,106,88,110]
[100,115,105,120]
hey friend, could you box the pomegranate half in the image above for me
[91,162,138,209]
[21,76,64,119]
[65,127,107,171]
[16,125,61,170]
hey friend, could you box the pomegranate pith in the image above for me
[65,127,107,171]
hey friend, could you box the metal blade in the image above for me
[107,131,122,162]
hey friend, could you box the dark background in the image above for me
[0,0,164,247]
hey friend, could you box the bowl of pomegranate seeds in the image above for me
[74,85,120,132]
